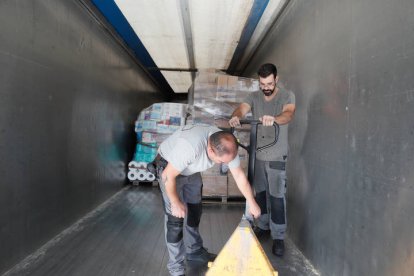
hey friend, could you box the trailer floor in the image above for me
[3,185,319,276]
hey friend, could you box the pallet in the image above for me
[202,195,245,204]
[131,180,158,187]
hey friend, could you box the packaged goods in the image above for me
[129,103,188,181]
[188,69,257,127]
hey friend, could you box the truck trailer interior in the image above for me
[1,0,413,275]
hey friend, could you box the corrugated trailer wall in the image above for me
[244,0,414,275]
[0,0,165,272]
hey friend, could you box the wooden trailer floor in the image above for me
[4,185,319,276]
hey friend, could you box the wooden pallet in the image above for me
[131,180,158,187]
[202,195,245,204]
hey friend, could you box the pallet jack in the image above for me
[207,119,280,276]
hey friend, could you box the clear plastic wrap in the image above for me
[188,69,258,128]
[132,102,188,164]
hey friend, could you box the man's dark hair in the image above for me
[257,63,277,78]
[209,131,238,157]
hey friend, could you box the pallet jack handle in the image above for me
[231,119,279,184]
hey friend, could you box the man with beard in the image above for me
[229,63,295,257]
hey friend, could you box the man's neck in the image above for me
[263,87,279,102]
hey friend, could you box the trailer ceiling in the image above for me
[91,0,286,93]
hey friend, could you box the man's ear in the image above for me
[275,75,279,83]
[206,141,213,156]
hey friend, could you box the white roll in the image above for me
[128,161,140,169]
[136,169,147,181]
[146,172,156,181]
[137,162,147,169]
[127,170,139,181]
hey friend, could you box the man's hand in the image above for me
[259,115,275,126]
[229,116,241,127]
[171,201,187,218]
[248,200,261,219]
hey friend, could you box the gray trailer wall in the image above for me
[244,0,414,275]
[0,0,165,272]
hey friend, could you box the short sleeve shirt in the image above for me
[244,87,295,161]
[158,125,240,176]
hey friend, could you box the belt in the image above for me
[147,154,168,177]
[155,154,168,168]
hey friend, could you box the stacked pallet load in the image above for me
[128,102,187,183]
[189,69,258,198]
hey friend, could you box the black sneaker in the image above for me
[272,239,285,257]
[186,247,217,263]
[252,226,270,238]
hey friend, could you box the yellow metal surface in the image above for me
[206,220,278,276]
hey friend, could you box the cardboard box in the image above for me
[227,175,243,197]
[201,163,222,176]
[191,70,259,128]
[202,175,227,197]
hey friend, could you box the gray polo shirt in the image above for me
[158,125,240,176]
[245,87,295,161]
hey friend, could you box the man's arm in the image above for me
[229,166,261,218]
[229,103,251,127]
[260,103,296,126]
[161,163,186,218]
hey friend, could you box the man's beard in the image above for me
[262,87,275,96]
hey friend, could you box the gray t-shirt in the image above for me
[245,87,295,161]
[158,125,240,176]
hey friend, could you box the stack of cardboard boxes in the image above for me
[200,164,228,197]
[199,132,250,198]
[226,131,250,198]
[130,71,258,197]
[136,102,186,135]
[188,70,258,198]
[190,69,258,128]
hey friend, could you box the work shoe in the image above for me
[186,247,217,263]
[272,239,285,257]
[252,226,270,238]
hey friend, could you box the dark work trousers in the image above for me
[158,169,204,276]
[253,159,287,240]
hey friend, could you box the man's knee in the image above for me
[166,214,184,243]
[270,196,285,224]
[187,202,202,227]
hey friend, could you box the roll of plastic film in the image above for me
[146,172,156,181]
[127,170,139,181]
[128,161,140,170]
[137,162,147,169]
[136,169,147,181]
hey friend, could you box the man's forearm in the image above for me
[231,103,251,119]
[239,182,255,203]
[231,168,255,202]
[231,108,244,118]
[275,111,294,125]
[163,174,180,204]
